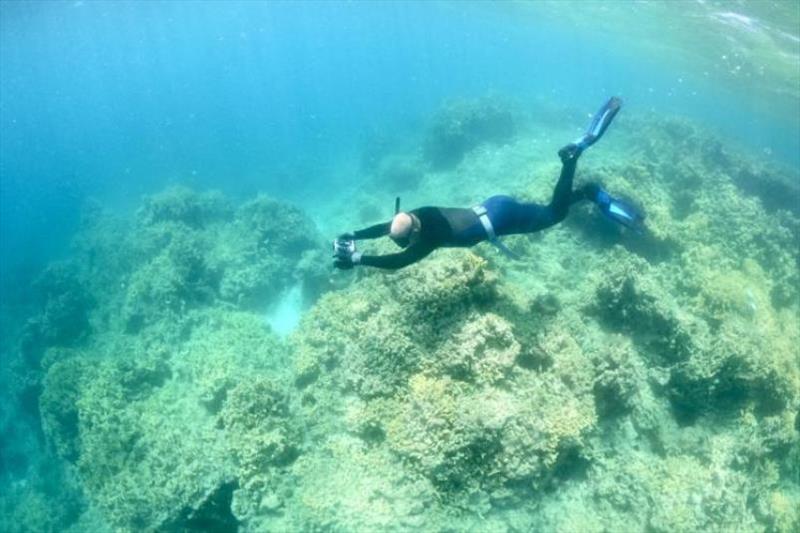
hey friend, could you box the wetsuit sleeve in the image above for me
[358,243,434,270]
[352,222,391,240]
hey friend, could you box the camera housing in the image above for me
[332,238,356,258]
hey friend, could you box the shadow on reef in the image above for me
[162,481,239,533]
[567,211,679,266]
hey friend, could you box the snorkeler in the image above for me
[333,97,644,270]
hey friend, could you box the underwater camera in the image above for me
[332,237,356,259]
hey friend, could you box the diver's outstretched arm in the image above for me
[338,221,391,241]
[357,243,434,270]
[333,240,433,270]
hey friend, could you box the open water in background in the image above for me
[1,0,798,305]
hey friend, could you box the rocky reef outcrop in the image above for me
[423,96,517,171]
[2,106,798,533]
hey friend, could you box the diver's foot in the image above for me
[558,143,582,163]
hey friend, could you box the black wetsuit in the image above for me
[353,156,599,270]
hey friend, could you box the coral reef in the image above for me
[2,106,799,532]
[423,96,517,171]
[135,185,233,229]
[4,187,328,531]
[281,111,799,531]
[210,195,323,309]
[37,309,291,531]
[370,153,425,193]
[290,251,598,528]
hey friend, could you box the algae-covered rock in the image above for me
[433,312,519,385]
[39,356,92,462]
[290,249,597,522]
[5,107,799,532]
[31,261,93,347]
[293,250,496,399]
[118,188,326,331]
[592,451,760,532]
[0,463,85,533]
[119,188,234,331]
[122,228,214,332]
[16,186,332,531]
[17,261,94,370]
[269,434,440,532]
[37,308,291,531]
[424,96,517,170]
[592,251,709,365]
[210,195,322,309]
[136,185,232,229]
[219,377,300,527]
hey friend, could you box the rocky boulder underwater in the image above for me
[1,103,799,532]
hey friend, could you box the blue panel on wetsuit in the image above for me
[450,195,556,245]
[484,195,555,236]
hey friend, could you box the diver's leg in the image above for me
[509,98,624,234]
[502,157,577,235]
[548,151,579,221]
[543,97,623,220]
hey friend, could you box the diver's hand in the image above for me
[333,251,362,270]
[332,237,360,269]
[333,256,355,270]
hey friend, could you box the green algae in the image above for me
[1,101,799,532]
[423,95,518,171]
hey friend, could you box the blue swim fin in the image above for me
[595,189,645,232]
[559,97,622,162]
[575,96,622,150]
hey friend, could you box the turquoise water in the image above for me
[1,1,798,532]
[2,1,797,289]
